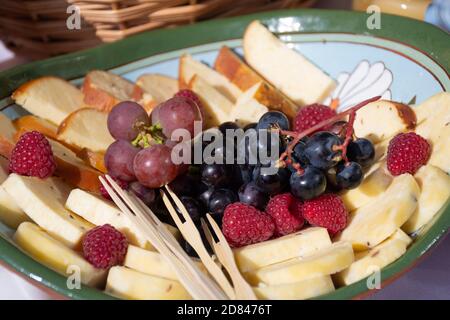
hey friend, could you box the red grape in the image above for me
[128,181,156,206]
[104,140,139,181]
[133,144,178,188]
[151,96,202,142]
[108,101,150,141]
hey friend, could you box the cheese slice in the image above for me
[0,157,31,229]
[403,165,450,233]
[245,242,354,286]
[254,275,335,300]
[105,266,191,300]
[335,229,411,286]
[65,188,180,250]
[15,222,106,287]
[124,245,207,280]
[3,174,93,248]
[234,227,332,273]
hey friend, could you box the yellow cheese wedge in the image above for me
[234,227,332,273]
[254,275,335,300]
[3,174,93,248]
[335,229,411,286]
[403,165,450,233]
[65,188,180,250]
[340,161,392,211]
[14,222,106,287]
[413,92,450,125]
[124,245,207,280]
[414,93,450,173]
[0,157,31,228]
[105,266,191,300]
[339,174,419,250]
[245,242,354,286]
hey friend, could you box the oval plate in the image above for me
[0,9,449,300]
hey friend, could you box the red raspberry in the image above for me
[82,224,128,269]
[293,104,337,133]
[174,89,203,110]
[99,175,129,200]
[9,131,56,179]
[302,194,348,236]
[222,203,275,248]
[265,193,304,236]
[387,132,431,176]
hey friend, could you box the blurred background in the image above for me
[0,0,449,300]
[0,0,448,70]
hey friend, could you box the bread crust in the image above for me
[214,46,298,120]
[82,74,119,112]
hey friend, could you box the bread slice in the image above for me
[0,113,16,158]
[134,74,178,108]
[76,148,107,173]
[353,100,416,143]
[214,46,298,120]
[243,21,336,106]
[179,54,242,102]
[229,83,269,126]
[14,115,107,172]
[188,75,233,128]
[12,76,84,125]
[13,115,58,140]
[57,108,114,153]
[82,70,145,112]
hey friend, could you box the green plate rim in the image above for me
[0,8,449,300]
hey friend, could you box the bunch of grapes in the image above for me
[168,99,377,233]
[105,97,202,193]
[103,92,377,255]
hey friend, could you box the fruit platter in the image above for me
[0,10,449,300]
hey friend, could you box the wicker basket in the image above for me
[0,0,316,57]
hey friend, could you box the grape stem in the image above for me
[277,96,381,171]
[132,123,165,148]
[332,109,357,163]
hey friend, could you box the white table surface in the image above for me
[0,12,449,299]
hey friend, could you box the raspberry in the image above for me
[302,193,348,236]
[82,224,128,269]
[9,131,56,179]
[174,89,202,109]
[387,132,431,176]
[99,176,129,200]
[265,193,304,236]
[222,203,275,247]
[293,104,337,133]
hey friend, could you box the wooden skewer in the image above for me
[119,183,227,300]
[100,176,223,300]
[100,176,204,299]
[162,186,236,300]
[201,215,257,300]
